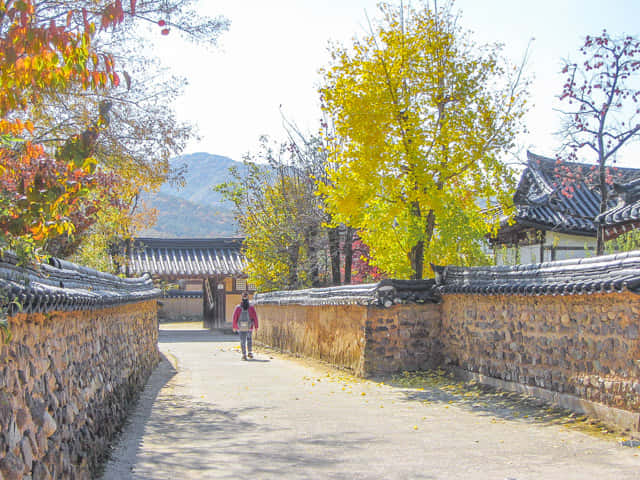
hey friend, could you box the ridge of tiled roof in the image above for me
[254,279,438,307]
[432,250,640,296]
[509,152,640,236]
[0,252,159,315]
[133,237,244,248]
[128,237,246,277]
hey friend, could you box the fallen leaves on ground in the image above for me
[254,345,634,446]
[387,370,630,443]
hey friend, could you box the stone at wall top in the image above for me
[254,279,438,307]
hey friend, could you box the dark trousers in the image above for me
[239,330,252,356]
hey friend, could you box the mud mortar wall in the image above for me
[0,300,159,479]
[255,304,368,374]
[255,303,442,376]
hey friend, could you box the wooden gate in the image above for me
[214,280,226,327]
[203,277,226,328]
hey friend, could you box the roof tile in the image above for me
[0,253,159,315]
[128,237,246,277]
[432,250,640,296]
[509,152,640,236]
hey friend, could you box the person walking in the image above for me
[232,292,259,360]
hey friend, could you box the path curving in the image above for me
[101,322,640,479]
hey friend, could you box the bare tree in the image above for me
[557,31,640,254]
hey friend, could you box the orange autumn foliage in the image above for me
[0,1,132,257]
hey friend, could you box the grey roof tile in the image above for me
[162,289,203,298]
[597,179,640,225]
[0,252,159,315]
[254,279,438,307]
[508,152,640,236]
[128,237,246,277]
[432,250,640,296]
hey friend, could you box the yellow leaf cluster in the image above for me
[318,1,527,278]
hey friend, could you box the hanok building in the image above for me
[126,237,254,328]
[596,178,640,241]
[491,151,640,265]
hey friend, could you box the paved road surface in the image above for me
[101,322,640,479]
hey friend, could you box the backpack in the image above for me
[238,308,251,331]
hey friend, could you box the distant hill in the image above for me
[158,152,243,206]
[140,153,243,238]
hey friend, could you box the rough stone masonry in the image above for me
[0,302,159,479]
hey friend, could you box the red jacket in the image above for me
[232,304,259,331]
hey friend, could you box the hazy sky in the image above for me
[153,0,640,166]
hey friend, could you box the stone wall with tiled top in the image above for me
[440,292,640,416]
[254,273,640,431]
[0,301,159,479]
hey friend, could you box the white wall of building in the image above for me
[495,232,596,266]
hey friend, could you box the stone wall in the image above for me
[363,304,442,375]
[255,302,441,376]
[0,300,159,479]
[440,292,640,428]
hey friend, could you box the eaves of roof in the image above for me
[504,152,640,237]
[596,199,640,227]
[512,212,597,237]
[162,290,203,299]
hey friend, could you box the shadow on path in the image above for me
[100,352,177,479]
[159,328,238,344]
[380,370,622,438]
[132,391,385,479]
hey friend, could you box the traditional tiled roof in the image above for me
[254,279,438,307]
[0,252,159,315]
[502,152,640,237]
[128,237,245,278]
[595,179,640,240]
[432,250,640,296]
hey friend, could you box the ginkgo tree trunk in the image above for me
[319,0,528,279]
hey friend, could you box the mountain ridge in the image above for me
[140,152,242,238]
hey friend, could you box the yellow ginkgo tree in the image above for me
[319,1,528,278]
